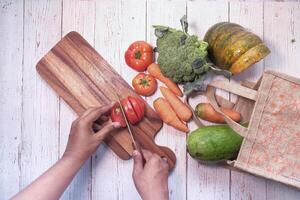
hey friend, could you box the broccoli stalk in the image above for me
[153,15,231,96]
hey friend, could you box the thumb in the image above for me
[132,150,143,178]
[95,122,121,141]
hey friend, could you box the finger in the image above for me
[132,150,143,178]
[79,107,98,119]
[82,104,114,126]
[94,122,121,141]
[141,149,153,161]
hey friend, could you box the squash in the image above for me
[204,22,270,74]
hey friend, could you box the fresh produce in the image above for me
[110,96,145,127]
[125,41,154,72]
[111,103,126,127]
[160,86,192,122]
[153,97,189,133]
[195,103,241,123]
[204,22,270,74]
[147,63,183,97]
[132,73,157,96]
[187,124,243,162]
[153,15,231,95]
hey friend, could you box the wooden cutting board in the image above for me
[36,31,176,169]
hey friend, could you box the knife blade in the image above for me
[111,90,144,160]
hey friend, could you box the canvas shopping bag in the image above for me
[205,70,300,189]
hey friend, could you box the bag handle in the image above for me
[205,82,252,138]
[208,80,258,101]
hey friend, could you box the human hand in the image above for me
[63,104,121,163]
[132,149,169,200]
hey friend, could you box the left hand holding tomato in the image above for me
[132,73,157,96]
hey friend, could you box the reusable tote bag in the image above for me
[205,70,300,189]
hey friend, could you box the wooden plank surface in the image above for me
[147,1,187,199]
[0,0,23,199]
[92,1,146,199]
[60,0,96,199]
[1,0,300,199]
[229,2,268,200]
[20,0,61,193]
[264,2,300,199]
[187,1,231,200]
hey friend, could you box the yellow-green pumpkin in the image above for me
[204,22,270,74]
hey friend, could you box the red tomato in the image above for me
[125,41,153,72]
[110,103,126,127]
[110,96,145,126]
[132,73,157,96]
[128,96,144,121]
[121,98,139,124]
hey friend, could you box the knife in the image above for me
[111,90,145,162]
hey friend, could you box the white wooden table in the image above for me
[1,0,300,199]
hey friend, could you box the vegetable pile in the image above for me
[120,15,271,159]
[153,15,231,95]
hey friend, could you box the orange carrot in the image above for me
[147,63,183,97]
[153,97,189,133]
[160,86,192,122]
[195,103,241,123]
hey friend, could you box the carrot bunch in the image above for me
[149,63,192,133]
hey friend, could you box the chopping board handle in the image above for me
[134,131,176,171]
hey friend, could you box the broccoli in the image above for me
[153,15,231,95]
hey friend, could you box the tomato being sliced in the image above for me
[128,96,143,121]
[110,103,126,127]
[110,96,145,127]
[121,98,140,124]
[136,97,145,116]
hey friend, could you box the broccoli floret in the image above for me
[154,24,210,84]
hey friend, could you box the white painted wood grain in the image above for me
[21,0,61,190]
[147,0,187,199]
[1,1,300,199]
[60,0,96,199]
[115,1,147,199]
[264,2,300,199]
[94,0,146,199]
[0,0,23,198]
[93,0,146,199]
[93,1,120,199]
[229,2,267,200]
[187,1,230,200]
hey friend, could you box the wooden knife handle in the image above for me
[133,130,176,171]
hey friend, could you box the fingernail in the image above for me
[132,150,139,157]
[112,122,121,128]
[162,157,168,162]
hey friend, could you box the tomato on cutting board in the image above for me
[132,73,157,96]
[110,96,145,127]
[121,97,140,124]
[125,41,153,72]
[110,103,126,127]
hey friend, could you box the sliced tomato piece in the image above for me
[128,96,143,121]
[121,98,139,124]
[135,97,145,116]
[110,103,126,127]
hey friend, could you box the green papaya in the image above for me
[187,124,243,162]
